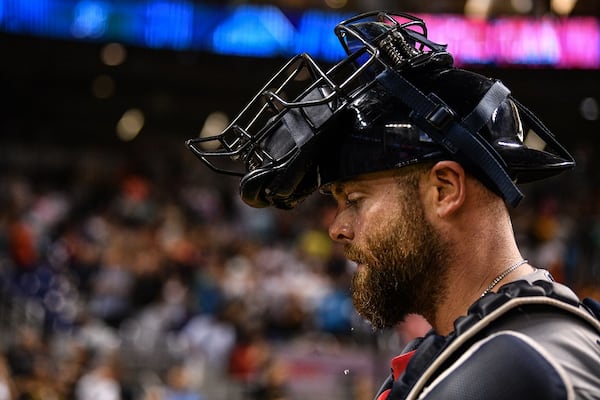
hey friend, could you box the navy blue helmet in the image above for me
[186,11,574,209]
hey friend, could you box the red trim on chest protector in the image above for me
[377,351,417,400]
[377,388,392,400]
[392,350,416,380]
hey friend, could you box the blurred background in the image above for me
[0,0,599,399]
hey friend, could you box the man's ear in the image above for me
[425,161,466,218]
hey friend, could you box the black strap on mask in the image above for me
[376,68,524,207]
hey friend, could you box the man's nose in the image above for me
[328,213,354,244]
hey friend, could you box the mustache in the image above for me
[344,245,371,265]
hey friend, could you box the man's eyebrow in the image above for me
[324,177,369,196]
[329,179,365,197]
[328,182,347,196]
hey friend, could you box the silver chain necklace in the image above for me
[481,259,528,297]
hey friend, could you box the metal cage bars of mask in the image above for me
[184,24,394,178]
[185,54,331,177]
[336,11,428,55]
[334,11,452,72]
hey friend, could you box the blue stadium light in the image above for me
[293,10,348,62]
[3,0,51,35]
[144,0,193,50]
[71,0,110,38]
[212,5,295,57]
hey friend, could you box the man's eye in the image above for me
[345,194,361,206]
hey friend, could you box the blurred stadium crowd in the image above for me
[0,137,599,400]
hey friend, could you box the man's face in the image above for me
[328,169,449,329]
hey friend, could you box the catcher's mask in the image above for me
[186,11,574,209]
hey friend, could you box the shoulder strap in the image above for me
[453,279,600,336]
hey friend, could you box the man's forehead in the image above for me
[322,169,404,195]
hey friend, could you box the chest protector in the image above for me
[375,279,600,400]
